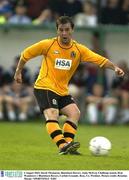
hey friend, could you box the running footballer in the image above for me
[14,16,124,155]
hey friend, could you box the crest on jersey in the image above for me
[70,51,76,58]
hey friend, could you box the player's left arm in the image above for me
[79,44,125,77]
[103,59,125,77]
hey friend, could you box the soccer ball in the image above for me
[89,136,112,156]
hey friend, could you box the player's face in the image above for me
[57,23,73,45]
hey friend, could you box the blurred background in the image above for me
[0,0,129,125]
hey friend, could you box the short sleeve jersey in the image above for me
[21,37,108,96]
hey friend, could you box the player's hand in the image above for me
[115,66,125,77]
[14,70,22,83]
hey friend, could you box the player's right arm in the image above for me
[14,59,26,83]
[14,39,53,83]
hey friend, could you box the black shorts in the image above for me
[34,89,75,113]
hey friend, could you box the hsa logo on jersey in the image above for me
[55,58,72,70]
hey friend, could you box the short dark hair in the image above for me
[56,16,74,29]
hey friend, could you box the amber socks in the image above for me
[46,120,66,149]
[63,120,77,143]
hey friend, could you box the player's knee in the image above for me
[76,109,81,120]
[43,108,59,120]
[68,108,80,121]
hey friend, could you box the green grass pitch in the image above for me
[0,121,129,170]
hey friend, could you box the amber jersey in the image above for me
[21,37,108,96]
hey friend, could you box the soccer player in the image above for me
[14,16,124,155]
